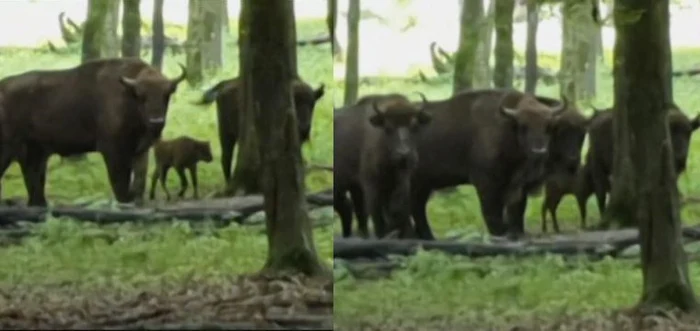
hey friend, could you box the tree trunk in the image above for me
[473,0,494,88]
[227,0,263,196]
[202,0,224,72]
[452,0,484,94]
[343,0,360,106]
[151,0,165,70]
[328,0,342,59]
[243,0,328,276]
[101,0,121,58]
[186,0,205,86]
[82,0,109,63]
[559,0,593,105]
[584,14,598,98]
[222,0,230,41]
[121,0,141,57]
[493,0,515,88]
[610,0,698,312]
[524,0,539,93]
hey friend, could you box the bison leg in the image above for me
[18,146,50,207]
[362,183,387,238]
[188,165,199,199]
[149,167,160,200]
[505,193,528,238]
[410,187,436,240]
[540,198,550,233]
[349,184,369,238]
[130,151,149,206]
[219,128,236,183]
[159,166,172,200]
[334,188,354,238]
[101,151,134,203]
[175,167,189,198]
[385,179,414,239]
[473,182,509,237]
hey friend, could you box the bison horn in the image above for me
[415,92,429,111]
[552,95,569,115]
[120,76,138,88]
[171,63,187,85]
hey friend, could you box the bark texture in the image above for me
[610,0,698,312]
[524,0,539,93]
[151,0,165,69]
[343,0,360,106]
[559,0,594,104]
[102,0,121,57]
[186,0,205,86]
[493,0,515,88]
[121,0,141,57]
[82,0,109,63]
[452,0,484,94]
[202,0,224,72]
[242,0,327,276]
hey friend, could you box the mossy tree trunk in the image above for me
[185,0,205,86]
[243,0,328,276]
[493,0,515,88]
[452,0,484,94]
[328,0,342,60]
[473,0,494,88]
[151,0,165,70]
[202,0,224,73]
[609,0,698,312]
[584,0,601,98]
[559,0,594,105]
[121,0,141,57]
[102,0,121,58]
[221,0,230,41]
[227,0,262,196]
[524,0,539,93]
[343,0,360,106]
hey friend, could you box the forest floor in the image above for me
[0,19,334,329]
[332,43,700,329]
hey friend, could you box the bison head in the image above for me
[500,95,568,157]
[293,81,325,142]
[120,64,187,129]
[196,140,214,163]
[545,105,596,175]
[369,93,432,168]
[669,110,700,175]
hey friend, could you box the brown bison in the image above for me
[149,136,213,200]
[540,163,594,233]
[0,58,186,206]
[197,77,325,182]
[585,107,700,216]
[358,94,431,238]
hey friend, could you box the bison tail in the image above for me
[196,80,228,105]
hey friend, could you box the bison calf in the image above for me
[360,93,432,238]
[540,164,594,233]
[149,136,213,201]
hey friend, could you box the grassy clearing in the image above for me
[333,48,700,328]
[0,19,333,287]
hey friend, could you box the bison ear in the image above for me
[691,114,700,131]
[369,113,385,127]
[314,84,325,101]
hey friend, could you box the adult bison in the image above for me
[197,77,325,182]
[335,93,432,238]
[0,58,186,206]
[585,107,700,216]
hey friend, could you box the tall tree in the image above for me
[492,0,515,88]
[82,0,109,63]
[474,0,496,89]
[185,0,205,86]
[242,0,328,275]
[151,0,165,70]
[452,0,484,94]
[202,0,224,72]
[343,0,360,106]
[121,0,141,57]
[524,0,539,93]
[328,0,342,59]
[102,0,121,57]
[559,0,594,104]
[610,0,698,311]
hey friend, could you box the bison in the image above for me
[197,77,325,183]
[358,94,431,238]
[0,58,186,206]
[149,136,213,200]
[585,107,700,216]
[540,163,594,233]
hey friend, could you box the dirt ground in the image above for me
[0,274,333,330]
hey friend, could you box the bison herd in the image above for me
[0,57,326,207]
[334,89,700,240]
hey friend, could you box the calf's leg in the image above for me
[189,165,199,199]
[410,186,435,240]
[175,167,189,198]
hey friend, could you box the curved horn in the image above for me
[414,92,428,111]
[552,95,569,115]
[119,76,137,88]
[171,63,187,85]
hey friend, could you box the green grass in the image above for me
[333,48,700,328]
[0,19,333,288]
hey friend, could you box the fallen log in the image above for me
[334,225,700,260]
[296,36,332,47]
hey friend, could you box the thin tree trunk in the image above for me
[228,0,263,195]
[243,0,327,276]
[328,0,342,59]
[121,0,141,57]
[82,0,109,63]
[186,0,205,86]
[343,0,360,106]
[559,0,593,105]
[524,0,539,93]
[101,0,120,58]
[473,0,494,88]
[584,17,598,98]
[151,0,165,70]
[202,0,224,72]
[611,0,697,312]
[493,0,515,88]
[481,0,496,74]
[452,0,484,94]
